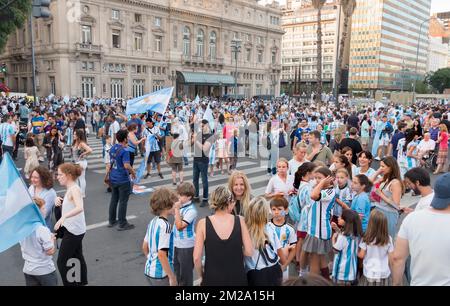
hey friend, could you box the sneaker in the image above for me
[374,156,381,161]
[159,173,164,179]
[117,223,135,231]
[193,197,200,202]
[200,201,208,208]
[107,221,118,228]
[144,173,150,179]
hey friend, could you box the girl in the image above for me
[24,137,40,180]
[349,174,372,233]
[216,133,229,175]
[44,127,65,175]
[331,209,362,285]
[303,167,336,278]
[228,171,252,216]
[340,146,358,175]
[28,166,57,230]
[434,123,448,174]
[72,129,92,198]
[244,196,287,286]
[330,154,353,179]
[265,158,295,201]
[358,210,394,286]
[397,129,419,178]
[332,169,352,226]
[54,163,87,286]
[355,151,377,179]
[127,123,146,167]
[293,162,317,276]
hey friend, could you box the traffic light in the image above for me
[32,0,51,18]
[0,63,7,73]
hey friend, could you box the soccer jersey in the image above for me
[144,216,174,279]
[351,192,371,232]
[332,234,359,282]
[307,188,336,240]
[333,183,352,218]
[244,224,281,272]
[0,123,15,146]
[31,116,45,134]
[297,181,314,233]
[268,220,297,248]
[173,202,197,249]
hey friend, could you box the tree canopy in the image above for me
[0,0,31,53]
[428,68,450,94]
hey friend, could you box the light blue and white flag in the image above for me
[47,93,55,101]
[0,153,45,253]
[126,87,174,116]
[133,159,147,184]
[203,103,215,131]
[63,95,70,104]
[193,95,200,105]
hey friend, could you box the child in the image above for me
[331,209,363,285]
[19,197,57,286]
[358,210,394,286]
[173,182,198,286]
[216,133,229,175]
[23,137,40,179]
[349,175,372,233]
[142,187,178,286]
[268,196,297,280]
[332,169,352,224]
[303,167,336,279]
[103,135,112,192]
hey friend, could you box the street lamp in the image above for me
[413,18,431,102]
[231,39,242,101]
[288,78,293,96]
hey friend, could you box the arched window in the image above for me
[183,26,191,56]
[196,29,204,57]
[209,31,217,60]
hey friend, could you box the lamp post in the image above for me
[288,78,293,96]
[413,18,431,102]
[231,39,242,101]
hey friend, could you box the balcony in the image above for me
[181,55,224,67]
[270,63,282,71]
[75,43,102,56]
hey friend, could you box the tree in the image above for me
[414,80,431,94]
[428,68,450,94]
[312,0,326,104]
[0,0,31,53]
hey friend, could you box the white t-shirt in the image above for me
[20,225,55,276]
[109,121,121,142]
[415,192,434,211]
[417,139,436,153]
[397,209,450,286]
[288,158,308,176]
[359,237,394,280]
[265,174,295,200]
[244,224,281,272]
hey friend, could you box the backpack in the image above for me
[288,194,302,223]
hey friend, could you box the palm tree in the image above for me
[335,0,356,105]
[312,0,326,105]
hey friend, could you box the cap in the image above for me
[430,173,450,210]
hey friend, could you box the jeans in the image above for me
[174,247,194,286]
[193,161,208,200]
[57,227,88,286]
[109,182,131,226]
[0,145,13,164]
[24,271,58,286]
[101,137,106,158]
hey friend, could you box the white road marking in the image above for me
[86,215,137,231]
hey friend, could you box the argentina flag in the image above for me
[203,103,215,132]
[0,153,45,253]
[126,87,174,116]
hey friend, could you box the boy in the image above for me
[19,198,57,286]
[173,182,197,286]
[268,196,297,280]
[104,135,112,192]
[142,188,178,286]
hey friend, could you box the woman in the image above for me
[43,126,65,174]
[92,106,101,135]
[289,143,309,175]
[360,115,371,151]
[354,151,376,179]
[247,116,258,159]
[371,115,384,158]
[372,157,404,238]
[228,171,252,216]
[413,117,423,138]
[193,186,253,286]
[397,129,420,178]
[340,146,358,175]
[265,158,295,201]
[29,166,57,229]
[434,123,448,174]
[126,123,146,167]
[54,163,88,286]
[245,196,287,286]
[72,129,92,198]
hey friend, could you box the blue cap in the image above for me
[431,173,450,210]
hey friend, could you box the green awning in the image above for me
[177,71,235,85]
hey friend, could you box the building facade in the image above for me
[348,0,431,94]
[280,0,350,95]
[0,0,283,99]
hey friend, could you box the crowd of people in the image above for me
[0,93,449,286]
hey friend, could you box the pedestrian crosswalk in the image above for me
[66,136,272,197]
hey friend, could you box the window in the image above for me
[135,14,141,23]
[47,24,52,44]
[134,33,142,51]
[183,26,191,56]
[88,62,94,71]
[155,35,162,52]
[196,29,204,57]
[246,49,251,62]
[257,50,263,63]
[50,77,56,94]
[81,77,94,98]
[155,17,161,27]
[209,31,217,59]
[152,80,164,92]
[132,79,145,97]
[256,36,261,44]
[112,30,120,48]
[272,52,276,64]
[81,61,87,70]
[112,9,120,20]
[81,25,91,44]
[110,78,123,98]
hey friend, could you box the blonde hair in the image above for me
[245,196,270,249]
[277,158,289,168]
[209,186,233,211]
[295,142,308,151]
[440,123,448,133]
[228,171,252,216]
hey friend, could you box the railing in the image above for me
[75,43,102,53]
[182,55,224,65]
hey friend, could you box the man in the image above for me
[403,168,434,212]
[192,119,212,207]
[347,111,360,131]
[388,121,407,160]
[155,114,167,158]
[403,113,414,130]
[428,117,440,142]
[417,132,436,160]
[339,127,362,164]
[306,130,333,166]
[292,119,311,149]
[392,173,450,286]
[143,118,164,179]
[73,110,86,132]
[43,115,57,134]
[108,114,121,145]
[0,114,17,164]
[108,129,136,231]
[19,101,30,125]
[30,109,46,162]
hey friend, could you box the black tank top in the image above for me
[202,216,248,286]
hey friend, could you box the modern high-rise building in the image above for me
[348,0,432,94]
[0,0,283,99]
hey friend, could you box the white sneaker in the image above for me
[374,156,381,161]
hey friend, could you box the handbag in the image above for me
[104,146,123,187]
[278,131,286,148]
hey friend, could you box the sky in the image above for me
[259,0,450,14]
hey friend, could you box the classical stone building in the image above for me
[0,0,283,99]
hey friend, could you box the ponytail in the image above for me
[293,162,316,189]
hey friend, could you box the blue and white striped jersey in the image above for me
[332,234,359,282]
[173,202,197,249]
[268,221,297,248]
[307,188,336,240]
[144,216,174,279]
[333,183,352,217]
[244,223,282,272]
[297,181,314,233]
